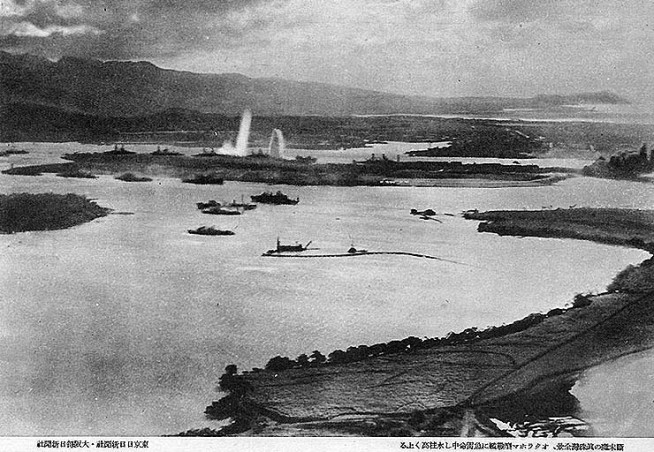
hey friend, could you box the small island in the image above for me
[0,193,110,233]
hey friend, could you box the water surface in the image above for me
[0,143,652,435]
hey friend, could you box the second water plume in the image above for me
[268,129,286,158]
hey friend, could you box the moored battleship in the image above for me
[251,191,299,205]
[188,226,235,236]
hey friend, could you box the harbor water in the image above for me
[0,143,653,435]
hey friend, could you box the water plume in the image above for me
[234,109,252,157]
[268,128,285,158]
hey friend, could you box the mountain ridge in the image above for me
[0,51,630,117]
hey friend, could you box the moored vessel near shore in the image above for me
[104,144,136,155]
[226,201,257,210]
[226,195,257,210]
[197,197,256,211]
[196,200,221,210]
[410,208,436,216]
[182,173,224,185]
[0,147,29,156]
[201,206,241,215]
[251,191,299,205]
[151,146,181,156]
[188,226,235,236]
[264,238,312,254]
[294,155,316,164]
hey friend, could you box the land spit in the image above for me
[0,193,110,233]
[191,208,654,437]
[464,208,654,253]
[2,151,574,187]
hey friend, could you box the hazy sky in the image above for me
[2,0,654,102]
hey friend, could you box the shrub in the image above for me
[607,260,654,293]
[571,293,593,309]
[264,355,295,371]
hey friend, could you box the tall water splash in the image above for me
[268,128,285,158]
[234,108,252,156]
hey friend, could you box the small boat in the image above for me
[251,191,299,205]
[226,195,257,210]
[347,245,368,254]
[197,200,221,210]
[410,208,436,216]
[201,206,242,216]
[188,226,235,236]
[264,238,312,254]
[193,148,219,158]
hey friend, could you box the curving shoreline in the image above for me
[187,207,654,437]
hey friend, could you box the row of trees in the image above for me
[264,350,326,371]
[261,302,586,372]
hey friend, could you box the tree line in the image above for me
[257,301,591,372]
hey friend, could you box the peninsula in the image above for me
[464,208,654,253]
[190,207,654,437]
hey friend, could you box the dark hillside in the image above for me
[0,52,630,118]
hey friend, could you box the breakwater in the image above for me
[261,250,470,266]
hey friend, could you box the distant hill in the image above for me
[0,52,629,117]
[532,92,630,106]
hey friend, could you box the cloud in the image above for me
[469,0,564,24]
[0,0,273,59]
[4,20,99,37]
[1,0,654,103]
